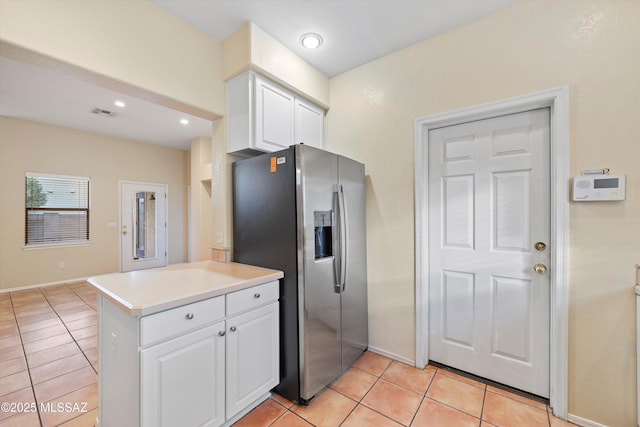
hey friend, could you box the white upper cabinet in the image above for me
[294,97,324,150]
[254,75,295,152]
[227,71,324,155]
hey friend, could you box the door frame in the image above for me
[414,86,569,418]
[118,180,169,272]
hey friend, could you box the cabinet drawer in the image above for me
[226,281,279,316]
[140,296,225,347]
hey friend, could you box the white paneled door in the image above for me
[120,182,167,272]
[428,109,550,397]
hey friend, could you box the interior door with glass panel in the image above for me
[120,182,167,272]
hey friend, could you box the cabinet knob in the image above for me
[185,313,194,320]
[218,330,225,337]
[254,293,261,299]
[230,326,237,332]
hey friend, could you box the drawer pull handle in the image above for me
[185,313,195,320]
[254,293,261,298]
[218,330,225,337]
[230,326,237,332]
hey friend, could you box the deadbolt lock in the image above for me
[534,242,547,251]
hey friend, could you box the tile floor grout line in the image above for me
[41,284,98,427]
[405,367,438,427]
[327,372,368,426]
[9,288,45,427]
[479,383,487,426]
[28,285,96,426]
[67,283,96,313]
[358,377,422,426]
[422,368,485,425]
[343,359,416,427]
[407,395,427,427]
[336,399,357,427]
[265,401,287,427]
[40,285,98,376]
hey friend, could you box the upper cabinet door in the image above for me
[226,71,324,155]
[254,75,295,152]
[294,98,324,149]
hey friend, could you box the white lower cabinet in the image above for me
[141,322,226,427]
[98,281,280,427]
[226,303,279,420]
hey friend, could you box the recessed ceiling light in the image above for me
[300,33,323,49]
[180,118,189,125]
[114,100,126,108]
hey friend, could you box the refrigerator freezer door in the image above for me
[298,146,342,401]
[232,147,301,401]
[338,155,369,369]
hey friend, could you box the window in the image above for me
[25,173,90,247]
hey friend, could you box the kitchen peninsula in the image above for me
[88,261,284,427]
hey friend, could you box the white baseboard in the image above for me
[566,414,608,427]
[367,345,415,366]
[0,277,90,294]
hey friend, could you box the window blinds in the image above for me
[25,174,90,246]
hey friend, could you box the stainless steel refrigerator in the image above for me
[232,144,368,404]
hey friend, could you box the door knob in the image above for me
[122,230,128,235]
[534,242,546,251]
[533,263,547,274]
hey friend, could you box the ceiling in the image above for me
[0,0,517,150]
[0,56,213,150]
[153,0,518,78]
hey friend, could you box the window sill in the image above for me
[23,241,92,251]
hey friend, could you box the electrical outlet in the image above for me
[58,262,65,269]
[216,229,223,244]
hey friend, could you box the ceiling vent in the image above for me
[91,108,117,117]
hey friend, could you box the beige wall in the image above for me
[189,137,213,262]
[0,0,638,424]
[326,1,639,426]
[222,23,330,108]
[0,0,224,118]
[0,117,189,290]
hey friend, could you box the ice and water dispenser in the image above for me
[314,211,333,260]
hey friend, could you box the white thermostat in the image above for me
[572,174,626,201]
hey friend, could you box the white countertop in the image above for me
[88,261,283,316]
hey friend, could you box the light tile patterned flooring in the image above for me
[0,283,98,427]
[1,283,577,427]
[236,351,577,427]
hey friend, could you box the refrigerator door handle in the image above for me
[338,185,348,291]
[333,189,342,293]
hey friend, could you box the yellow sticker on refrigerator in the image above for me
[270,157,276,172]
